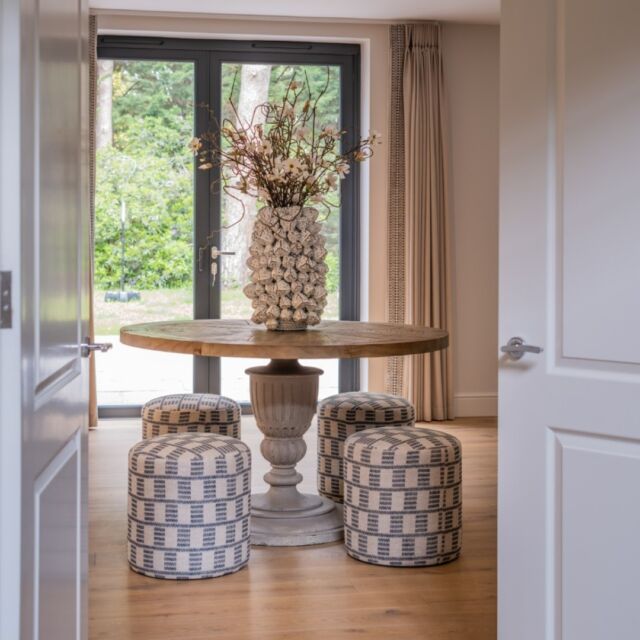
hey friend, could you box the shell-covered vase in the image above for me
[243,206,328,330]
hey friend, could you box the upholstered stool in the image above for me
[127,433,251,579]
[343,426,462,567]
[317,392,415,503]
[141,393,241,440]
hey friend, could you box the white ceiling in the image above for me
[90,0,500,24]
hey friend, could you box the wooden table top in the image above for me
[120,319,448,360]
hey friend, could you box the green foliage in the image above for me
[95,60,194,290]
[95,147,193,289]
[111,61,194,158]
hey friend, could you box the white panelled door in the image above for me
[499,1,640,639]
[19,0,89,639]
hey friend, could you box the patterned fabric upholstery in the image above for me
[127,433,251,579]
[317,392,415,503]
[343,426,462,567]
[141,394,241,440]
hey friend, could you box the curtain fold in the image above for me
[385,23,454,421]
[88,15,98,427]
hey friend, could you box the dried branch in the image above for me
[189,75,381,219]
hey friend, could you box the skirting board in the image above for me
[454,392,497,417]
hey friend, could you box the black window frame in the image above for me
[97,36,361,418]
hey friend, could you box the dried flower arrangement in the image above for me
[190,73,380,330]
[190,75,380,215]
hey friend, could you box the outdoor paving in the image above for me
[96,335,339,406]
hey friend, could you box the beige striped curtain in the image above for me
[88,15,98,427]
[385,23,454,422]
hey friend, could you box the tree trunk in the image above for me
[96,59,113,149]
[221,64,271,290]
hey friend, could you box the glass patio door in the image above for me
[93,56,198,411]
[96,38,360,415]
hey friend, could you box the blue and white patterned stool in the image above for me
[141,393,241,440]
[343,426,462,567]
[317,392,415,503]
[127,433,251,579]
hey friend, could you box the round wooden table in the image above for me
[120,319,448,547]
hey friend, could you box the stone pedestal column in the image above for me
[247,359,343,546]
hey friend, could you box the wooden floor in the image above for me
[89,417,497,640]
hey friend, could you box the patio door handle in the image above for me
[207,246,236,286]
[197,245,235,273]
[210,246,235,260]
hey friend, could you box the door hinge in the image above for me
[0,271,12,329]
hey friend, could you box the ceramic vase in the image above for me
[243,206,328,330]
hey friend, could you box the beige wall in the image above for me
[442,24,500,416]
[96,13,499,416]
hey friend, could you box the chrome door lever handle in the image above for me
[81,339,113,358]
[500,336,543,361]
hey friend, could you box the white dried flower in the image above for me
[325,173,339,189]
[294,126,310,141]
[321,125,341,140]
[188,137,202,154]
[257,140,273,155]
[283,158,303,175]
[336,162,350,177]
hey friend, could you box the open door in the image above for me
[1,0,89,638]
[499,0,640,638]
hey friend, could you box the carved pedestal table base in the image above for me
[247,359,343,546]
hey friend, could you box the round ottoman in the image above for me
[127,433,251,579]
[141,393,241,440]
[317,392,415,503]
[343,426,462,567]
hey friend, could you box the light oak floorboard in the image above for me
[89,416,496,640]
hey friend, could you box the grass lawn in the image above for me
[95,288,338,335]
